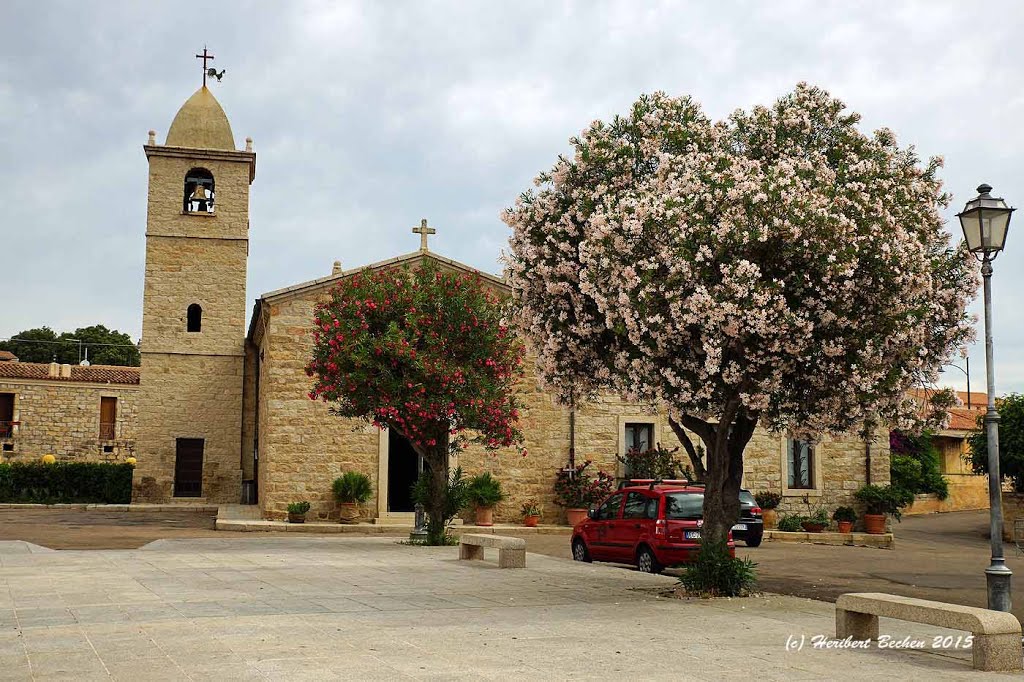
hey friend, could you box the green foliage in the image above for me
[968,393,1024,492]
[889,430,948,499]
[0,325,139,366]
[465,472,505,508]
[777,515,804,532]
[553,460,615,508]
[287,501,311,515]
[412,466,470,545]
[854,484,914,520]
[832,506,857,523]
[520,500,541,516]
[805,508,829,525]
[754,491,781,510]
[618,444,686,480]
[0,462,132,503]
[679,540,757,597]
[332,471,373,504]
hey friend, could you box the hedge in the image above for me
[0,462,133,504]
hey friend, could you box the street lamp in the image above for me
[957,183,1015,612]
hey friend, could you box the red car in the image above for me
[570,481,735,574]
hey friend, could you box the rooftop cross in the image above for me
[412,218,436,251]
[196,47,215,87]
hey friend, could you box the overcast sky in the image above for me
[2,0,1022,392]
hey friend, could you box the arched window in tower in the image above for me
[186,304,203,333]
[183,168,215,214]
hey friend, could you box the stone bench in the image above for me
[458,533,526,568]
[836,592,1022,672]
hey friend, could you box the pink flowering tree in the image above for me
[503,84,976,563]
[307,261,525,543]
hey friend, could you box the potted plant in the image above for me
[777,515,804,532]
[466,473,505,527]
[332,471,373,524]
[287,501,310,524]
[554,460,615,526]
[755,490,782,530]
[521,500,542,527]
[832,506,857,533]
[854,484,914,534]
[800,508,829,533]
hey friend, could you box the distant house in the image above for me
[0,351,18,362]
[904,389,989,514]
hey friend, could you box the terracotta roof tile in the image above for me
[0,351,17,361]
[947,408,981,432]
[0,361,140,385]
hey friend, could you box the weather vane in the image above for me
[196,46,225,87]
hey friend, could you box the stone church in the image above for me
[3,84,890,523]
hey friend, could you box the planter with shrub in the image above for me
[553,460,615,526]
[465,473,505,526]
[854,484,914,534]
[776,515,804,533]
[521,500,541,527]
[0,462,132,504]
[755,491,781,530]
[800,508,829,533]
[287,501,311,523]
[832,506,857,533]
[333,471,373,523]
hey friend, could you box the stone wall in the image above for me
[0,379,138,462]
[251,268,888,524]
[134,143,252,504]
[133,354,243,503]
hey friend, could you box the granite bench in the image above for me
[836,592,1022,671]
[458,533,526,568]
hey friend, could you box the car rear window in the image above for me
[739,490,755,505]
[663,493,704,520]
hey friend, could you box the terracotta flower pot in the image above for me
[801,521,826,533]
[523,515,540,527]
[836,520,854,534]
[863,513,886,534]
[338,502,360,524]
[475,506,494,527]
[762,509,778,530]
[565,508,588,527]
[287,513,305,524]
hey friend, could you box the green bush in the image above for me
[332,471,373,504]
[466,472,505,508]
[0,462,133,504]
[412,466,470,545]
[854,484,915,521]
[287,501,311,514]
[754,491,781,510]
[832,506,857,523]
[679,540,757,597]
[890,430,948,499]
[777,515,804,532]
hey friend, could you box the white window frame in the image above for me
[780,437,823,497]
[617,416,660,479]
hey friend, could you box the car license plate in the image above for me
[684,531,701,540]
[732,523,747,531]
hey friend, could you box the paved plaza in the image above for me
[0,536,1002,680]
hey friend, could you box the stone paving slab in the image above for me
[0,536,1007,680]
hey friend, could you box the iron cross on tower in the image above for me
[196,47,216,87]
[412,218,436,251]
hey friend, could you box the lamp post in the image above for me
[957,183,1015,612]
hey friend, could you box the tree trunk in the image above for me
[678,406,759,549]
[418,432,451,545]
[668,416,706,481]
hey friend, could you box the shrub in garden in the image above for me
[332,471,373,504]
[553,460,615,508]
[0,462,132,504]
[679,540,758,597]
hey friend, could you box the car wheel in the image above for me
[746,534,763,548]
[572,538,591,563]
[636,546,664,574]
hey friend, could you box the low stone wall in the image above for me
[766,530,894,549]
[904,474,990,516]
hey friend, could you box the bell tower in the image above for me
[133,72,256,503]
